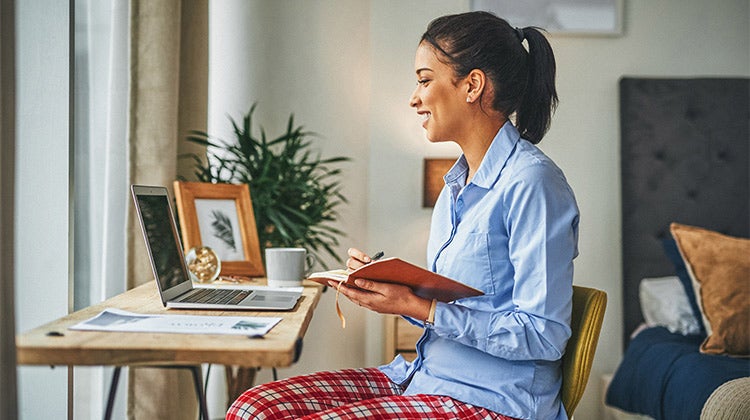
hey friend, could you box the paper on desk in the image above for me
[69,308,282,336]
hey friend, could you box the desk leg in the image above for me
[104,366,209,420]
[189,366,210,420]
[225,366,257,407]
[104,367,122,420]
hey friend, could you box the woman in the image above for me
[227,11,578,420]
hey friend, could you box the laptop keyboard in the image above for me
[178,288,251,305]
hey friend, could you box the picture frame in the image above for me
[173,181,265,278]
[423,158,457,208]
[471,0,624,36]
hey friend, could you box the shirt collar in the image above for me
[443,121,521,189]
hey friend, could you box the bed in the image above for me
[605,77,750,419]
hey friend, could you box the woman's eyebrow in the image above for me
[416,68,433,75]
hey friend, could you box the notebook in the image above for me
[131,184,301,310]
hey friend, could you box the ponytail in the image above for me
[421,12,559,144]
[515,27,558,144]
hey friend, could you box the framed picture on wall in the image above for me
[173,181,265,278]
[471,0,624,36]
[423,158,458,208]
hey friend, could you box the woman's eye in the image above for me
[417,79,429,86]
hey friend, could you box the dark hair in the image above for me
[421,11,558,144]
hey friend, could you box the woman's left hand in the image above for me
[328,278,431,321]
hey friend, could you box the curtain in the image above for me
[74,0,129,312]
[74,0,130,417]
[126,1,207,418]
[75,0,207,418]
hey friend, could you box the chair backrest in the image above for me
[561,285,607,417]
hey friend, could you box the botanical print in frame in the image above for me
[173,181,265,278]
[193,198,246,262]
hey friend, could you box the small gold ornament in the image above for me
[185,246,221,283]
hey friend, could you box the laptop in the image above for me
[131,184,301,310]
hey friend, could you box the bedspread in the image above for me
[606,327,750,420]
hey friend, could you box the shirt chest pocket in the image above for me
[435,230,495,295]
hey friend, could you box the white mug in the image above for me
[265,247,315,287]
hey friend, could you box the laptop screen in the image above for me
[134,192,190,291]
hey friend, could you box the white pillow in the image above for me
[639,276,701,335]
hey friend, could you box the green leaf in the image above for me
[184,103,350,268]
[210,210,237,252]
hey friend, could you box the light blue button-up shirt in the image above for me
[379,122,579,420]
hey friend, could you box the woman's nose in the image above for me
[409,88,419,108]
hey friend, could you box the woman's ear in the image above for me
[465,69,486,103]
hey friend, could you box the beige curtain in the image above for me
[126,0,208,418]
[0,0,18,418]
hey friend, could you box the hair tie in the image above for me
[514,27,525,42]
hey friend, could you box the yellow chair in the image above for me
[561,285,607,417]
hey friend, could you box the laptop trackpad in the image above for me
[243,291,299,309]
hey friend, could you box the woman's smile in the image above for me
[409,43,468,143]
[419,111,431,128]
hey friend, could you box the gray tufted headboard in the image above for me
[619,77,750,345]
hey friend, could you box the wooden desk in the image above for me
[16,281,323,418]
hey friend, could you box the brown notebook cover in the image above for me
[307,257,483,302]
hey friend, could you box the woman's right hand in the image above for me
[346,248,372,271]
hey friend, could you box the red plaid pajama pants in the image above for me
[226,367,518,420]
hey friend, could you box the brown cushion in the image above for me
[670,223,750,356]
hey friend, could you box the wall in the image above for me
[14,0,71,418]
[546,1,749,416]
[210,1,749,419]
[206,0,372,415]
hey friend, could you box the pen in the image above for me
[371,251,385,261]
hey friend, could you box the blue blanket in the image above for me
[606,327,750,420]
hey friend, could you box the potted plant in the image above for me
[185,104,350,268]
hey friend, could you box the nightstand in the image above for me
[383,315,423,362]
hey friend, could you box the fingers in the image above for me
[346,247,371,270]
[353,278,372,290]
[326,278,414,316]
[327,278,372,305]
[326,278,371,293]
[348,247,371,263]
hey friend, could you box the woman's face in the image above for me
[409,42,468,143]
